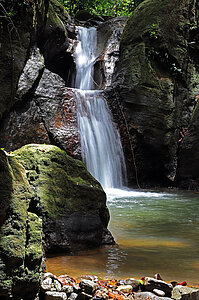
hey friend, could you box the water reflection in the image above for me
[105,246,127,276]
[47,189,199,285]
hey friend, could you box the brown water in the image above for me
[46,188,199,285]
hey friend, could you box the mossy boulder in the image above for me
[112,0,199,188]
[0,150,43,300]
[14,144,114,253]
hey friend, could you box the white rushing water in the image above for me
[74,26,127,189]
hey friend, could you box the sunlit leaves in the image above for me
[57,0,145,17]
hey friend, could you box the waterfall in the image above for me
[74,26,127,189]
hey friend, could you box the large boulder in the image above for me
[14,144,114,253]
[0,150,43,300]
[111,0,199,188]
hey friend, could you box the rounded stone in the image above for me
[153,289,165,297]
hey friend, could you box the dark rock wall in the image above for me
[111,0,199,189]
[177,101,199,189]
[0,0,48,120]
[0,65,80,158]
[0,0,78,157]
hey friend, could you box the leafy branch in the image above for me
[57,0,145,17]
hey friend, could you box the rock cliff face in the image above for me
[0,0,46,120]
[0,0,80,156]
[177,101,199,189]
[0,15,127,160]
[0,150,43,300]
[0,63,80,158]
[0,0,198,194]
[111,0,199,189]
[0,0,74,122]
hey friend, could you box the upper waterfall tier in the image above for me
[75,27,97,90]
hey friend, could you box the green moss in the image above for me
[14,144,105,219]
[25,213,43,269]
[47,0,69,35]
[0,150,43,299]
[0,235,25,261]
[122,0,175,46]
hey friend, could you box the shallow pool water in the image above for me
[46,188,199,285]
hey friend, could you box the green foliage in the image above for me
[149,23,159,39]
[57,0,144,17]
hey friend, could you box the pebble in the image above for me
[54,279,62,292]
[41,277,53,291]
[119,278,140,292]
[78,292,93,300]
[62,285,73,294]
[117,285,133,293]
[153,289,165,297]
[45,291,67,300]
[44,272,55,279]
[79,279,97,294]
[68,292,78,300]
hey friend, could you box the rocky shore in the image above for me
[40,273,199,300]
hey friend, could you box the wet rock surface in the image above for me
[96,17,127,88]
[0,67,80,158]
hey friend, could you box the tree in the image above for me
[58,0,145,17]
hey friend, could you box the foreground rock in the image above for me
[111,0,199,189]
[142,277,172,297]
[14,144,114,253]
[172,285,199,300]
[0,150,43,300]
[0,144,114,299]
[40,274,199,300]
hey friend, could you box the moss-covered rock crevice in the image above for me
[0,149,43,300]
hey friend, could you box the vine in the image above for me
[113,88,141,189]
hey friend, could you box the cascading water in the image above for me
[74,26,127,189]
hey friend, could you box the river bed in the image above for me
[47,188,199,285]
